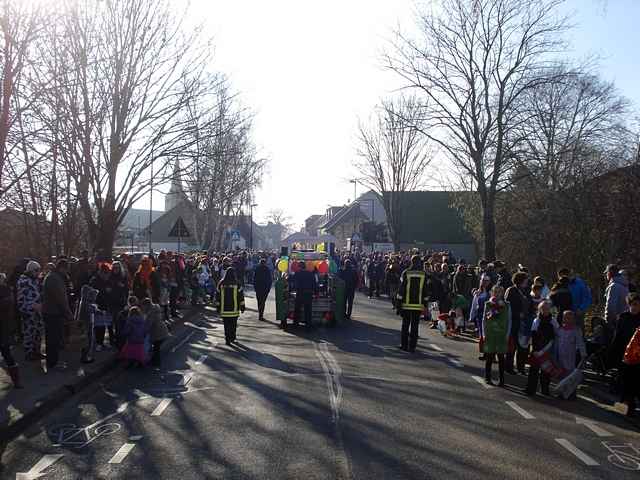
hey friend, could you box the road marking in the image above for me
[171,331,195,353]
[471,375,491,388]
[506,401,535,419]
[178,373,193,386]
[429,344,443,352]
[150,398,172,416]
[16,454,64,480]
[195,354,207,365]
[108,443,136,464]
[128,435,143,441]
[575,417,613,437]
[555,438,600,466]
[448,359,464,368]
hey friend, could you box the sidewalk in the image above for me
[0,306,204,442]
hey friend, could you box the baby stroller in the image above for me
[584,316,611,378]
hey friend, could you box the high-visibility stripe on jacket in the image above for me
[397,270,427,311]
[218,285,245,317]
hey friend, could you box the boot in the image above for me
[485,356,494,385]
[8,365,23,389]
[498,355,505,387]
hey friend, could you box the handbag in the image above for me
[623,327,640,365]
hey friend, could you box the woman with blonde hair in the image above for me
[482,285,511,386]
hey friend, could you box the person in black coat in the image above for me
[292,262,317,328]
[610,293,640,417]
[505,272,532,375]
[338,259,358,320]
[254,258,272,321]
[550,276,573,326]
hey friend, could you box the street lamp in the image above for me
[249,203,258,250]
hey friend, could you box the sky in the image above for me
[147,0,640,228]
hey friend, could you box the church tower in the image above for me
[164,159,187,211]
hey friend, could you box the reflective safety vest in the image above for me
[397,270,426,311]
[219,285,244,317]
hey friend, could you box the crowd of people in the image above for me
[0,249,280,388]
[1,246,639,419]
[336,250,639,417]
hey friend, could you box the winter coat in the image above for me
[470,290,490,333]
[609,311,640,367]
[605,274,629,328]
[568,276,592,313]
[550,279,573,325]
[0,284,17,347]
[42,270,73,318]
[76,284,99,327]
[123,314,148,345]
[145,304,170,342]
[505,286,532,338]
[132,270,161,303]
[338,266,358,292]
[254,264,273,297]
[531,314,556,353]
[89,273,111,311]
[482,299,512,354]
[17,274,40,316]
[556,326,587,372]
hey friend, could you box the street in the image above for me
[3,292,640,480]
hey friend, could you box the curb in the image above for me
[1,306,205,444]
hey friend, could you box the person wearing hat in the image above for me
[604,263,629,331]
[42,259,74,371]
[396,255,429,352]
[17,261,44,361]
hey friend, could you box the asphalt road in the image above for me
[3,291,640,479]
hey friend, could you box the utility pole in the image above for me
[250,203,258,250]
[350,179,358,236]
[148,144,154,254]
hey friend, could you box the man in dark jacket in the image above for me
[505,272,532,375]
[338,259,358,320]
[254,258,272,321]
[42,259,74,371]
[293,261,317,328]
[396,255,428,352]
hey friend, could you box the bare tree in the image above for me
[32,0,217,257]
[266,208,293,239]
[386,0,569,259]
[355,96,431,249]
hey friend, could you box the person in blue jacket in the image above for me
[557,267,592,331]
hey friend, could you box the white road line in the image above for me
[171,331,195,353]
[16,454,64,480]
[178,373,193,386]
[471,375,491,389]
[448,359,464,368]
[575,417,613,437]
[555,439,600,466]
[58,402,129,445]
[150,398,172,416]
[429,344,443,352]
[128,435,143,441]
[108,443,136,464]
[505,401,535,419]
[195,354,207,365]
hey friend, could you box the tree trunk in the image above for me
[482,197,497,261]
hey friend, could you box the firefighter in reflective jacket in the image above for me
[396,255,428,352]
[215,267,245,345]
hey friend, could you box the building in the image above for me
[305,190,477,260]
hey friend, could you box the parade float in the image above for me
[274,249,345,327]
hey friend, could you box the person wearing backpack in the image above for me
[216,268,245,345]
[120,306,149,368]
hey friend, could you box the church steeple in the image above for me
[165,158,186,211]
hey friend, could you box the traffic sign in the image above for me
[168,217,190,238]
[231,230,241,241]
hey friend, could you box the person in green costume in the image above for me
[482,285,512,386]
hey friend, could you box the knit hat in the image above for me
[26,260,41,273]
